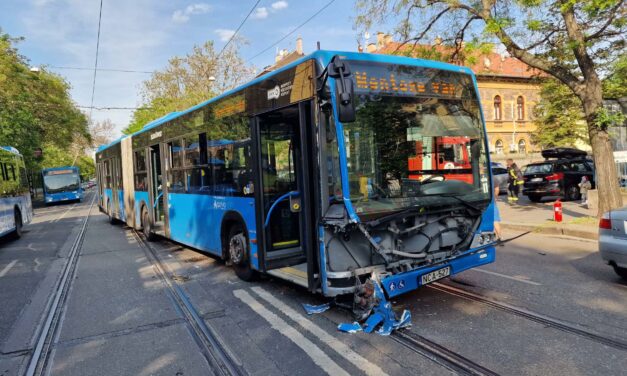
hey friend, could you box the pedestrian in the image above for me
[578,176,592,206]
[492,177,503,245]
[506,159,524,203]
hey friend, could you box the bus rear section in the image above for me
[0,146,33,239]
[42,166,83,205]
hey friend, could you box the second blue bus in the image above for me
[42,166,83,205]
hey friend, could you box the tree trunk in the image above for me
[582,90,624,217]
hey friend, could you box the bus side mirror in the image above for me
[335,79,356,123]
[328,56,356,123]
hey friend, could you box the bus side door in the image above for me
[254,102,315,273]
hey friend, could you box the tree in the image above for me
[0,29,90,170]
[124,40,255,134]
[89,119,116,149]
[355,0,626,216]
[533,79,587,148]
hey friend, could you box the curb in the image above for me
[500,222,598,241]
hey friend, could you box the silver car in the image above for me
[599,205,627,280]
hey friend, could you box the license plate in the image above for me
[624,221,627,234]
[531,177,543,182]
[420,266,451,285]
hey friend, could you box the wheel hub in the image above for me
[229,234,246,265]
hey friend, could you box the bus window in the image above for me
[184,134,201,166]
[322,109,341,203]
[170,139,183,169]
[134,149,148,191]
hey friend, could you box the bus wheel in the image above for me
[228,225,256,281]
[12,209,22,239]
[108,204,117,225]
[142,208,156,241]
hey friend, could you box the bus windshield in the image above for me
[341,61,490,216]
[44,172,80,193]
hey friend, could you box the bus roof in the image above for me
[97,50,476,153]
[0,146,22,155]
[42,166,80,172]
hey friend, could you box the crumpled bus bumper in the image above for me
[380,246,496,297]
[324,245,496,297]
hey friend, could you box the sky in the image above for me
[0,0,385,138]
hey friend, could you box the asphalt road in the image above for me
[0,197,625,375]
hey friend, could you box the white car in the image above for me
[599,206,627,279]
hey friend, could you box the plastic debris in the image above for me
[301,274,412,336]
[337,322,362,333]
[302,302,332,315]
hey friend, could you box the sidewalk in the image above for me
[497,195,598,240]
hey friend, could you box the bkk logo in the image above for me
[267,85,280,100]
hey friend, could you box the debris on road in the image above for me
[302,276,412,336]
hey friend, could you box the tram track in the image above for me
[131,230,246,376]
[24,193,96,376]
[391,330,500,376]
[430,282,627,352]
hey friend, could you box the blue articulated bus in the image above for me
[0,146,33,239]
[42,166,83,205]
[96,50,497,298]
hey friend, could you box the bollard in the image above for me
[553,199,563,222]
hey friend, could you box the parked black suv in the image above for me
[522,148,595,202]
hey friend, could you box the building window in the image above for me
[518,139,527,154]
[516,96,525,120]
[494,95,502,120]
[495,139,504,155]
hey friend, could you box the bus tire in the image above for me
[11,209,23,239]
[107,203,117,225]
[142,207,156,241]
[228,225,256,281]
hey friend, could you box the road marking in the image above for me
[251,286,387,376]
[233,289,349,376]
[0,260,18,278]
[471,268,542,286]
[51,203,77,223]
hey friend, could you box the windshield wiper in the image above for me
[417,193,486,214]
[366,205,425,227]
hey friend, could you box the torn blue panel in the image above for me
[396,310,412,329]
[377,322,394,336]
[302,303,331,315]
[363,312,384,333]
[338,322,362,333]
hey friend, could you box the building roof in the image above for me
[375,40,542,79]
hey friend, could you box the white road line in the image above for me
[233,289,349,376]
[471,268,542,286]
[0,260,18,278]
[251,286,387,376]
[51,203,77,224]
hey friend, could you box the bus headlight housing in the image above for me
[471,232,496,248]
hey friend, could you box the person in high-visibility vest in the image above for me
[506,159,524,202]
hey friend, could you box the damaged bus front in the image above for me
[319,57,496,298]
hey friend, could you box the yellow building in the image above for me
[370,33,542,154]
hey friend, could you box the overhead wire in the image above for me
[244,0,336,64]
[216,0,261,59]
[48,66,153,74]
[89,0,104,122]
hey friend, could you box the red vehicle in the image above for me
[408,136,473,184]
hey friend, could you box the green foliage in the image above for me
[603,54,627,99]
[532,79,587,148]
[0,29,91,172]
[594,106,625,130]
[124,40,254,135]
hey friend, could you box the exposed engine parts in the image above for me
[324,209,481,273]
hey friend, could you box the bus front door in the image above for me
[256,104,310,271]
